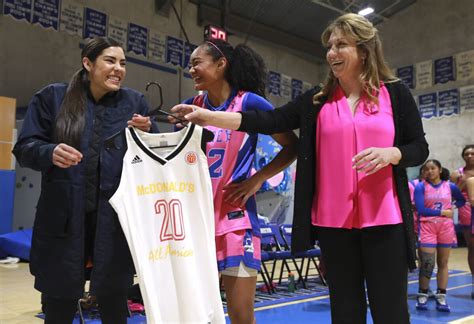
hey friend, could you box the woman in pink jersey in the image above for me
[172,14,429,324]
[450,144,474,299]
[415,160,465,312]
[184,39,297,323]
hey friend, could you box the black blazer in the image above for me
[238,81,428,270]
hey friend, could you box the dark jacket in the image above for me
[238,81,429,270]
[13,83,152,298]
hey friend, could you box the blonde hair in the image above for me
[314,13,397,105]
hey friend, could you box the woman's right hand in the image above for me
[169,104,210,126]
[170,104,242,130]
[52,143,83,168]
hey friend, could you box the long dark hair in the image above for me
[54,37,122,149]
[201,39,267,98]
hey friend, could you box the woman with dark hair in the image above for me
[451,144,474,298]
[414,159,464,312]
[172,13,429,323]
[183,39,297,323]
[13,37,155,323]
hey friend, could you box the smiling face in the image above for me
[188,45,227,91]
[326,28,365,88]
[83,46,126,101]
[423,161,442,183]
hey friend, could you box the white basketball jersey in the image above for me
[109,125,225,324]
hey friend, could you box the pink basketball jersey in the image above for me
[419,180,452,220]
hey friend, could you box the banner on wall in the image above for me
[302,81,313,93]
[83,7,107,39]
[418,93,437,119]
[183,42,197,69]
[268,71,281,96]
[415,60,432,90]
[59,0,83,37]
[397,65,415,89]
[107,16,127,46]
[438,89,459,117]
[127,23,147,57]
[291,79,303,99]
[280,74,292,99]
[3,0,33,22]
[460,85,474,113]
[434,56,455,84]
[32,0,59,30]
[148,30,166,63]
[456,50,474,82]
[166,36,183,66]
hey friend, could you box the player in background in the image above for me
[415,159,465,312]
[451,145,474,299]
[465,176,474,298]
[183,39,297,323]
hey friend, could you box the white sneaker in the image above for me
[435,293,450,312]
[416,293,428,310]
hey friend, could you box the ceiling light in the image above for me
[358,7,374,16]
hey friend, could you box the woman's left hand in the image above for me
[127,114,152,132]
[352,147,402,175]
[223,176,265,208]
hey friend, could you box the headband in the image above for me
[206,41,227,60]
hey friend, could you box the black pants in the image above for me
[43,293,128,324]
[317,224,410,324]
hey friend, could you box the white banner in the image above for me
[415,60,432,90]
[148,30,166,63]
[107,15,127,46]
[460,85,474,113]
[456,49,474,82]
[59,0,83,37]
[302,81,312,93]
[280,73,292,99]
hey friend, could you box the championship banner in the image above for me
[148,30,166,63]
[108,15,127,46]
[438,89,459,117]
[280,73,292,99]
[460,85,474,113]
[268,71,281,96]
[83,7,107,39]
[456,50,474,82]
[59,0,83,37]
[415,60,432,90]
[291,79,303,99]
[32,0,59,30]
[3,0,33,22]
[397,65,415,89]
[434,56,455,84]
[302,81,312,93]
[183,42,197,69]
[127,23,148,57]
[166,36,184,66]
[418,93,437,119]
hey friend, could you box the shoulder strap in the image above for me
[192,94,205,107]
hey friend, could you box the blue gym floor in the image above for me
[252,270,474,324]
[45,270,473,323]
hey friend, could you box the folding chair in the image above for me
[280,224,327,286]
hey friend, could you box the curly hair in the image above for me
[201,39,267,98]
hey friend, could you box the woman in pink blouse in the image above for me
[171,14,428,323]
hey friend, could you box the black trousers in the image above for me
[43,293,128,324]
[317,224,410,324]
